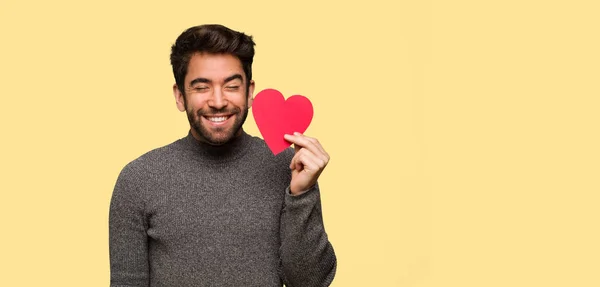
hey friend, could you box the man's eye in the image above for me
[193,87,208,91]
[226,86,240,90]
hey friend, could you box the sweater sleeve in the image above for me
[279,183,337,286]
[109,165,150,287]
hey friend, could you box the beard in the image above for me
[186,103,249,146]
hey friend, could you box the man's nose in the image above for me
[208,88,228,109]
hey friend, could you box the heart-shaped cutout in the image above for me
[252,89,313,155]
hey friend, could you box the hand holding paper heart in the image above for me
[283,132,330,196]
[251,88,329,195]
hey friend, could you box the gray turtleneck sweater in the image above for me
[109,131,336,287]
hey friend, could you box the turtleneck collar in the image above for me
[182,129,252,163]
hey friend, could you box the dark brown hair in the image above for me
[170,24,256,95]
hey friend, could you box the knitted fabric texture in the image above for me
[109,131,336,287]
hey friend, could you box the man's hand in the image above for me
[283,132,330,196]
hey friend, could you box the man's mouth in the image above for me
[205,115,231,123]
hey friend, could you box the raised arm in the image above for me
[279,133,337,286]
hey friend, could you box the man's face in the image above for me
[174,53,254,145]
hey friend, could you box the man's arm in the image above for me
[109,165,149,287]
[280,184,337,286]
[279,133,337,286]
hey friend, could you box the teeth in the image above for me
[207,116,228,122]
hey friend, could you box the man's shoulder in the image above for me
[118,137,185,178]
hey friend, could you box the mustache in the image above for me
[196,107,241,117]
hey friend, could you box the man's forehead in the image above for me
[188,52,243,70]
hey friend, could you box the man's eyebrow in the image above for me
[224,74,243,84]
[189,78,211,87]
[189,74,243,87]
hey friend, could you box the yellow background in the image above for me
[1,0,598,286]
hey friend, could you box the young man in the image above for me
[109,24,337,286]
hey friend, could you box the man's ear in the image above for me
[247,80,255,108]
[173,84,186,112]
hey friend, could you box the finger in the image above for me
[295,132,326,155]
[289,149,303,171]
[289,149,305,170]
[302,134,329,159]
[295,150,321,174]
[295,148,327,172]
[302,140,329,166]
[295,157,304,171]
[289,152,296,169]
[285,133,329,163]
[298,141,329,166]
[284,134,302,154]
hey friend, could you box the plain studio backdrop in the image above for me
[0,1,598,286]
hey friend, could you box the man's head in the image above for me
[170,24,256,146]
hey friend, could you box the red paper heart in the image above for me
[252,89,313,155]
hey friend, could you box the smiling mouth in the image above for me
[205,115,231,123]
